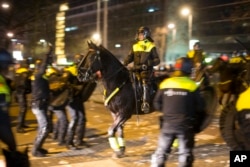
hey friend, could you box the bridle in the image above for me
[77,48,101,82]
[78,47,127,82]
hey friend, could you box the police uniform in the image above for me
[31,52,51,157]
[236,87,250,146]
[63,64,87,149]
[151,57,205,167]
[0,75,17,151]
[123,27,160,112]
[0,49,17,151]
[15,64,32,133]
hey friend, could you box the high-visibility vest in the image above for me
[0,75,10,102]
[64,65,77,76]
[236,87,250,111]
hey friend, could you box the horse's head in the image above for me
[77,41,102,82]
[208,57,228,73]
[2,147,30,167]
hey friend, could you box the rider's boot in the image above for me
[141,83,150,113]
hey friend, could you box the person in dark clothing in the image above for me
[15,60,32,133]
[123,26,160,112]
[31,47,53,157]
[151,57,205,167]
[63,54,96,150]
[0,48,17,152]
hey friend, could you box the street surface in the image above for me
[0,83,230,167]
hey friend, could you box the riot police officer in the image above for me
[63,54,88,150]
[14,60,32,133]
[151,57,205,167]
[123,26,160,112]
[235,87,250,150]
[0,48,17,151]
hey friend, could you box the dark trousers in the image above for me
[151,131,195,167]
[66,97,86,145]
[53,109,68,143]
[16,93,28,128]
[0,105,16,151]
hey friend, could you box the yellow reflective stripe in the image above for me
[16,68,28,74]
[64,65,77,76]
[108,137,120,151]
[133,40,155,52]
[104,87,120,106]
[0,75,10,102]
[172,139,179,148]
[229,57,245,63]
[187,50,195,58]
[159,77,198,92]
[117,137,125,147]
[42,75,48,80]
[30,75,35,81]
[236,87,250,111]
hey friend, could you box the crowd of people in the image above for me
[0,26,249,167]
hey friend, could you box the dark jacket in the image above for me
[31,54,50,101]
[124,40,160,71]
[153,76,205,133]
[14,67,32,94]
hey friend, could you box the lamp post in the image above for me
[181,7,192,48]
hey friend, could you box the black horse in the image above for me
[207,57,248,106]
[77,41,137,158]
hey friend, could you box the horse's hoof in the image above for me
[141,102,150,113]
[112,151,125,159]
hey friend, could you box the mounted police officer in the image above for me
[123,26,160,112]
[31,46,53,157]
[151,57,205,167]
[186,42,209,88]
[0,48,17,151]
[14,59,32,133]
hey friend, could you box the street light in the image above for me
[1,2,10,9]
[181,7,192,47]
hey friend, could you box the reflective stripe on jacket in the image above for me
[0,75,10,102]
[236,87,250,112]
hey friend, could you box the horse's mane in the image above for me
[99,45,125,67]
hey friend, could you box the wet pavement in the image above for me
[0,84,231,167]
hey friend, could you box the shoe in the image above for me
[21,124,30,128]
[75,140,90,147]
[66,143,78,150]
[16,128,25,133]
[38,148,48,154]
[58,141,66,146]
[32,149,46,157]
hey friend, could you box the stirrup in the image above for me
[141,102,150,113]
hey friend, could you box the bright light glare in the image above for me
[7,32,14,38]
[181,8,190,16]
[168,23,175,29]
[1,3,10,9]
[92,33,100,41]
[115,44,121,48]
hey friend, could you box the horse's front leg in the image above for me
[107,113,126,158]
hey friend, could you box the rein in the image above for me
[89,48,129,106]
